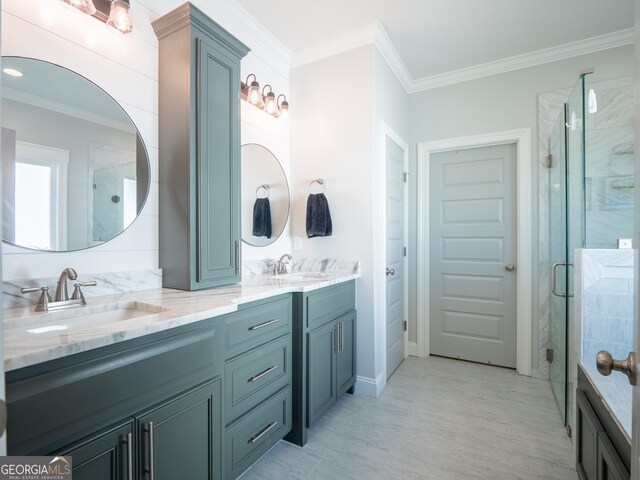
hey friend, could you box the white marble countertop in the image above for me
[3,271,360,372]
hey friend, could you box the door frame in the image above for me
[416,128,532,376]
[375,121,409,385]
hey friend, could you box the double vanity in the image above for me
[0,2,359,479]
[4,271,358,479]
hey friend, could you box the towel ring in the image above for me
[308,178,325,194]
[256,184,270,198]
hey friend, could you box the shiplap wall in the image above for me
[1,0,291,280]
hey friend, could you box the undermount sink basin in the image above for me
[7,301,170,334]
[271,272,330,281]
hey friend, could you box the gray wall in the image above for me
[407,44,635,373]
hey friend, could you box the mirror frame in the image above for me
[241,143,290,247]
[1,56,151,252]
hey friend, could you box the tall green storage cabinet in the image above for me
[153,3,249,290]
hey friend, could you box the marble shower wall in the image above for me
[584,77,635,248]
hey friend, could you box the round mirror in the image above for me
[1,57,150,251]
[241,144,289,247]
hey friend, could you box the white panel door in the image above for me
[429,144,517,368]
[386,137,406,378]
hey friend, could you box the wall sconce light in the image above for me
[277,94,289,119]
[57,0,134,34]
[240,74,290,120]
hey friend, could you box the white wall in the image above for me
[1,0,291,280]
[291,45,409,394]
[291,46,378,389]
[407,44,635,374]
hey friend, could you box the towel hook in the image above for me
[256,184,270,198]
[308,178,325,194]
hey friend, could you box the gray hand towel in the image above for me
[306,193,332,238]
[252,197,272,238]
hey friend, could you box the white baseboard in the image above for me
[355,372,386,397]
[408,341,420,357]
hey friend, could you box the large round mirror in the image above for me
[241,144,289,247]
[1,57,150,251]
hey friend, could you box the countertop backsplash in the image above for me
[242,257,360,278]
[4,258,360,310]
[3,269,163,309]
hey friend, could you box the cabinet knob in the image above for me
[386,268,395,276]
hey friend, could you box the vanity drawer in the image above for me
[224,296,291,358]
[306,281,355,330]
[225,335,291,423]
[224,387,291,480]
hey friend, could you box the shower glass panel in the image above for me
[548,108,568,425]
[548,74,586,435]
[564,74,586,434]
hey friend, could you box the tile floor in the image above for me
[241,356,577,480]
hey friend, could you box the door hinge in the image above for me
[546,154,553,169]
[403,246,407,257]
[403,172,408,183]
[403,321,407,332]
[546,348,554,363]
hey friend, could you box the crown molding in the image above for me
[292,23,633,95]
[371,23,413,92]
[291,22,380,69]
[148,0,292,76]
[408,28,634,93]
[292,22,412,91]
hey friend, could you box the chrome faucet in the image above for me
[274,254,293,275]
[54,267,78,301]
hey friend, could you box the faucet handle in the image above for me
[71,281,97,302]
[20,286,52,312]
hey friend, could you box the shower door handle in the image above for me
[552,262,574,298]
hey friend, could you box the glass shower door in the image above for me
[549,107,569,427]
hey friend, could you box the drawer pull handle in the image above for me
[248,365,278,383]
[146,422,155,480]
[249,421,278,444]
[248,318,279,331]
[126,432,133,480]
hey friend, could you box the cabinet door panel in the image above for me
[196,37,241,285]
[59,422,132,480]
[307,321,337,427]
[576,389,603,480]
[337,311,356,395]
[138,379,222,480]
[598,432,630,480]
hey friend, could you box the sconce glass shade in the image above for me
[263,90,277,116]
[277,94,289,120]
[248,81,261,105]
[58,0,96,15]
[107,0,133,34]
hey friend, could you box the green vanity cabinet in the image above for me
[287,281,357,447]
[576,366,630,480]
[222,295,293,479]
[153,3,250,290]
[6,318,224,479]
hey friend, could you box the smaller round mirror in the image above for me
[241,144,289,247]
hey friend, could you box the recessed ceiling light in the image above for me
[3,68,23,77]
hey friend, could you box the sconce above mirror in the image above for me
[1,56,150,252]
[241,144,289,247]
